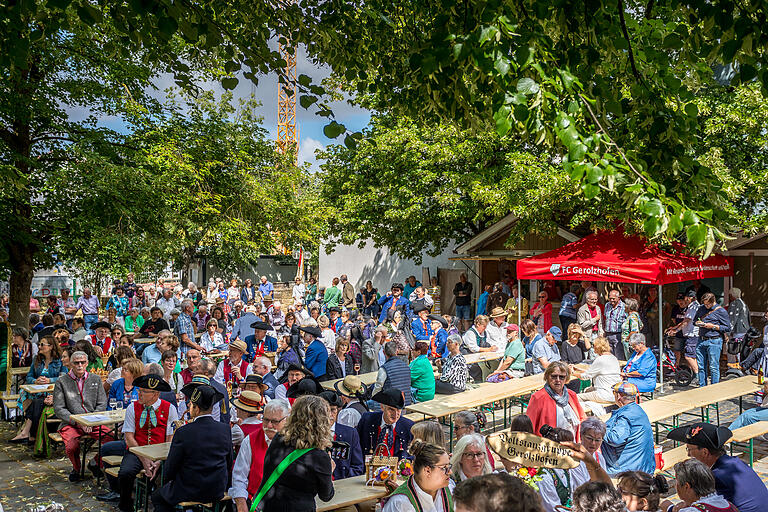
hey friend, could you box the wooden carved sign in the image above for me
[487,431,579,469]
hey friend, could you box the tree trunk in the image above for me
[8,261,34,328]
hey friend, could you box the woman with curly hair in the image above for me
[255,395,335,511]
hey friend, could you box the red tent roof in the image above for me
[515,230,733,285]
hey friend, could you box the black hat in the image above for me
[412,303,429,314]
[428,314,448,329]
[329,306,342,314]
[667,422,732,451]
[298,325,322,338]
[349,310,359,322]
[188,384,224,411]
[133,374,172,392]
[91,321,111,331]
[285,377,322,398]
[250,321,272,331]
[278,364,314,384]
[181,375,211,397]
[319,390,344,408]
[243,374,269,394]
[391,283,404,291]
[372,388,405,409]
[676,292,686,300]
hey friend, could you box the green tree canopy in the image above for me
[298,0,768,255]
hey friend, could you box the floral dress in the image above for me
[621,311,644,360]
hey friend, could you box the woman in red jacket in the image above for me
[526,361,586,441]
[529,291,553,335]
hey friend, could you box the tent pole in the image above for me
[658,284,664,389]
[517,279,522,326]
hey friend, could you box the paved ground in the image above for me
[1,379,767,510]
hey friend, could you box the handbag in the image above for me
[250,447,311,511]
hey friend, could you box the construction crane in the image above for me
[276,5,298,160]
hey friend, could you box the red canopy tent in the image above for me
[515,230,733,385]
[516,230,733,284]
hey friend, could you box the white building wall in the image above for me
[319,240,477,292]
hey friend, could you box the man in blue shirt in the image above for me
[603,290,628,359]
[410,303,433,342]
[602,382,655,475]
[693,292,731,386]
[558,284,581,338]
[531,326,562,374]
[258,275,274,301]
[377,283,411,323]
[476,284,491,320]
[668,422,768,512]
[299,325,328,379]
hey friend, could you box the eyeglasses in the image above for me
[583,435,603,443]
[549,374,567,381]
[538,295,546,299]
[462,452,485,460]
[431,463,452,475]
[262,415,288,425]
[72,360,88,366]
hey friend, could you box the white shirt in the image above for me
[676,493,733,512]
[462,327,484,353]
[214,358,254,385]
[292,284,306,300]
[275,382,289,400]
[229,430,273,501]
[122,398,178,437]
[538,468,573,512]
[485,321,508,351]
[570,449,606,489]
[231,416,262,446]
[156,297,176,320]
[337,405,362,428]
[580,354,621,400]
[295,309,310,324]
[321,328,337,355]
[383,478,449,512]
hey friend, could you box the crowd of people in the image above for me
[3,272,768,512]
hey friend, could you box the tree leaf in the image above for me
[517,78,539,95]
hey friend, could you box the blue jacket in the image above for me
[602,402,655,475]
[305,339,328,378]
[357,412,414,458]
[332,422,365,480]
[245,335,277,362]
[623,349,657,392]
[434,329,449,358]
[26,359,64,384]
[377,296,411,323]
[712,454,768,512]
[411,317,433,342]
[694,304,731,340]
[476,291,489,317]
[108,378,139,409]
[261,371,280,400]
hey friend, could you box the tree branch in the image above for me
[618,0,644,83]
[578,94,650,185]
[645,0,655,19]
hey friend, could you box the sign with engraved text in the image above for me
[486,431,579,469]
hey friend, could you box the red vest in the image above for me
[246,425,270,498]
[89,334,113,354]
[223,358,249,384]
[281,382,296,405]
[132,400,171,446]
[240,422,261,439]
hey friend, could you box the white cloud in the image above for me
[298,137,326,170]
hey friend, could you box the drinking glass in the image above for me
[108,399,117,410]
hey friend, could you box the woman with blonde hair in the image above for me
[383,440,452,512]
[410,420,445,448]
[317,314,336,355]
[573,336,621,416]
[255,395,334,511]
[325,337,353,381]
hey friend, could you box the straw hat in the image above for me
[333,375,368,398]
[231,390,263,413]
[229,339,248,354]
[489,307,506,319]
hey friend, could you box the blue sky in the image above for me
[68,45,371,171]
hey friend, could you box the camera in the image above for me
[539,424,556,440]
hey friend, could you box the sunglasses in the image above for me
[549,374,567,381]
